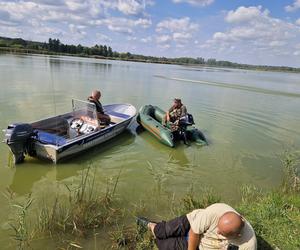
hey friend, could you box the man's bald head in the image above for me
[92,90,101,100]
[217,212,244,238]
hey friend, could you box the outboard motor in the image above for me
[4,123,34,164]
[179,114,195,127]
[179,114,195,145]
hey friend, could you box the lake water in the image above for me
[0,53,300,248]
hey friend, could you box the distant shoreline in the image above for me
[1,46,299,74]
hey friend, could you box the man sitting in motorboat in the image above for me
[88,90,111,125]
[163,98,187,131]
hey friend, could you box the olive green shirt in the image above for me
[168,105,187,119]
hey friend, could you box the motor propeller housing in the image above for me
[4,123,34,164]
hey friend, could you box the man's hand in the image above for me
[188,228,200,250]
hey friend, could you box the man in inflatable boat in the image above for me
[136,203,257,250]
[163,98,188,131]
[88,90,111,125]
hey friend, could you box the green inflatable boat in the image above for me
[137,105,207,147]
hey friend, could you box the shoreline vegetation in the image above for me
[1,36,300,73]
[5,150,300,249]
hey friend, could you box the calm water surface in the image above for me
[0,54,300,248]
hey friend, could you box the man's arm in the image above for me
[167,107,174,121]
[166,111,170,121]
[188,228,200,250]
[181,105,187,117]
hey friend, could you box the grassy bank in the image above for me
[6,151,300,249]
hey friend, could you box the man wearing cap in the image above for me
[137,203,257,250]
[88,90,111,125]
[163,98,187,131]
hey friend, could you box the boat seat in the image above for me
[108,111,130,119]
[35,130,67,146]
[33,117,69,136]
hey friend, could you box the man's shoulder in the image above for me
[233,222,257,250]
[206,203,236,213]
[88,97,95,103]
[169,106,174,112]
[187,203,235,217]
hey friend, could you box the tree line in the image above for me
[0,36,299,73]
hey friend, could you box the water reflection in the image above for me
[9,164,54,195]
[136,125,190,168]
[49,57,112,72]
[8,130,135,194]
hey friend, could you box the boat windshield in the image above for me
[71,99,98,122]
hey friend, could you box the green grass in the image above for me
[238,187,300,249]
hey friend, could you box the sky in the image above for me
[0,0,300,67]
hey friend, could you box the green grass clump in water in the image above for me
[5,193,34,249]
[37,167,121,238]
[7,166,123,249]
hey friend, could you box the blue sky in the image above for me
[0,0,300,66]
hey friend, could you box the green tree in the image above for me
[108,46,113,57]
[103,45,108,57]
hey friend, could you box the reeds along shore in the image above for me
[5,150,300,249]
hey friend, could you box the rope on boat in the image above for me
[50,60,58,147]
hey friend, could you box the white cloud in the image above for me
[156,17,198,33]
[296,18,300,26]
[294,51,300,55]
[173,32,192,42]
[158,43,171,49]
[116,0,154,15]
[90,17,151,34]
[155,17,198,49]
[0,1,39,21]
[69,24,87,39]
[95,0,154,16]
[65,0,88,12]
[285,0,300,12]
[96,33,112,42]
[140,36,152,43]
[201,6,300,60]
[155,17,198,48]
[225,5,269,23]
[0,0,153,45]
[156,34,172,43]
[172,0,214,7]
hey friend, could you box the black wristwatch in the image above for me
[228,244,239,250]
